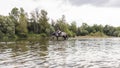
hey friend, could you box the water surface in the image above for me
[0,38,120,68]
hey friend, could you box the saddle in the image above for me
[58,31,62,36]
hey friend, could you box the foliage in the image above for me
[103,25,116,36]
[0,7,120,41]
[90,32,107,37]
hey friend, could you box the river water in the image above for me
[0,38,120,68]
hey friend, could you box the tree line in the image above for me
[0,7,120,40]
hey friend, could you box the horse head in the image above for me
[52,32,59,37]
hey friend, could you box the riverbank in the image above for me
[0,33,119,42]
[75,35,109,38]
[70,35,119,39]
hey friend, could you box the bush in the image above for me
[80,30,89,36]
[40,33,47,37]
[17,33,28,38]
[90,31,106,37]
[0,31,4,40]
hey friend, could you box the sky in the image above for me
[0,0,120,27]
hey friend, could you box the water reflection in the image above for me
[0,38,120,68]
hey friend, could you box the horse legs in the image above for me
[63,35,68,40]
[52,36,54,40]
[63,36,66,40]
[56,36,58,40]
[66,35,68,40]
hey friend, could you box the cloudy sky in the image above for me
[0,0,120,26]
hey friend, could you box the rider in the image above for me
[57,29,62,36]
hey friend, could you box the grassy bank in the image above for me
[74,35,109,39]
[71,32,110,39]
[0,32,119,42]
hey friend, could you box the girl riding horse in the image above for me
[52,30,68,40]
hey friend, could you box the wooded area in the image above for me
[0,7,120,40]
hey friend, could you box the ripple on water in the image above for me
[0,38,120,68]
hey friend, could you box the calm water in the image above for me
[0,38,120,68]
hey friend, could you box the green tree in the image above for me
[54,15,74,36]
[0,15,5,39]
[55,15,67,31]
[92,24,103,33]
[70,21,77,34]
[38,10,50,35]
[0,15,16,40]
[9,7,28,37]
[5,16,15,38]
[77,27,88,36]
[28,10,39,33]
[103,25,116,36]
[77,23,89,36]
[113,26,120,37]
[16,8,28,37]
[9,7,19,34]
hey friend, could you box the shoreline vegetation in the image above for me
[0,7,120,41]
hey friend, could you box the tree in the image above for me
[81,23,89,30]
[0,15,16,40]
[0,15,5,39]
[9,7,19,34]
[54,15,74,36]
[77,23,89,36]
[28,10,39,33]
[38,10,50,35]
[113,31,120,37]
[55,15,69,32]
[5,16,15,38]
[103,25,116,36]
[113,26,120,37]
[70,21,77,34]
[16,8,28,37]
[77,27,89,36]
[92,24,103,33]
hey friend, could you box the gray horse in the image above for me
[52,31,68,40]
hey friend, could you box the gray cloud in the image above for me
[107,0,120,7]
[68,0,110,6]
[32,0,120,7]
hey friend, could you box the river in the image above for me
[0,38,120,68]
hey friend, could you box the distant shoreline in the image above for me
[70,36,120,39]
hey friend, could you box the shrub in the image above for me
[40,33,47,37]
[90,31,106,37]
